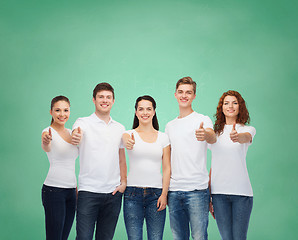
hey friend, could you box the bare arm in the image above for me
[112,148,127,195]
[41,129,52,152]
[205,128,216,144]
[157,145,171,211]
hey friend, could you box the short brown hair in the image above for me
[93,82,115,99]
[176,76,197,94]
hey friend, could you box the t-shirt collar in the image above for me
[91,113,114,125]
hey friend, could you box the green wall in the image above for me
[1,0,297,239]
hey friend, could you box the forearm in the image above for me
[161,167,170,196]
[119,149,127,185]
[41,143,51,152]
[205,128,216,144]
[238,132,252,144]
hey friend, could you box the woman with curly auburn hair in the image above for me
[209,90,256,240]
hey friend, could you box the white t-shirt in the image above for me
[165,111,213,191]
[209,124,256,196]
[43,127,78,188]
[125,130,170,188]
[72,113,125,193]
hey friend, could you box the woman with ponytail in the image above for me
[41,96,78,240]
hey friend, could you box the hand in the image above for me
[230,123,239,143]
[195,122,206,141]
[71,127,82,145]
[126,133,135,150]
[157,194,167,211]
[209,201,215,219]
[42,128,52,145]
[112,182,127,195]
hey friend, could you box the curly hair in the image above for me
[214,90,250,135]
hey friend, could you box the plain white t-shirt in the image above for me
[165,111,213,191]
[43,127,78,188]
[209,124,256,196]
[125,130,170,188]
[72,113,125,193]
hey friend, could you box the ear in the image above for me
[193,94,196,100]
[49,109,52,116]
[92,97,96,104]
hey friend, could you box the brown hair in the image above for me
[93,82,115,99]
[176,76,197,94]
[214,90,250,135]
[50,96,70,124]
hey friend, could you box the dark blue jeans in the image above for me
[41,184,76,240]
[123,187,166,240]
[212,194,253,240]
[76,190,123,240]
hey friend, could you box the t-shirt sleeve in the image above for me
[72,118,85,132]
[239,125,256,145]
[42,127,50,134]
[161,132,170,148]
[204,116,213,130]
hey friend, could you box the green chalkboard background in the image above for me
[1,0,297,239]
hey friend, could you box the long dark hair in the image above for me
[214,90,250,135]
[50,95,70,124]
[132,95,159,130]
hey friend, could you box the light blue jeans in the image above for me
[168,188,210,240]
[212,194,253,240]
[123,187,166,240]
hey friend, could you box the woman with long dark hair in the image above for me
[41,96,78,240]
[122,95,171,240]
[209,90,256,240]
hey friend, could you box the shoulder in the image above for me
[238,124,256,134]
[165,118,178,128]
[42,127,50,133]
[112,120,125,131]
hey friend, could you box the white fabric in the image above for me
[72,113,125,193]
[165,111,213,191]
[43,127,78,188]
[125,130,170,188]
[209,124,256,196]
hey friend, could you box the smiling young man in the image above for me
[165,77,216,240]
[71,82,127,240]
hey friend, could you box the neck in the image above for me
[51,122,65,131]
[95,111,111,124]
[136,123,155,132]
[225,117,237,125]
[178,107,194,118]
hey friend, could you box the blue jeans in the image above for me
[212,194,253,240]
[41,184,76,240]
[168,189,210,240]
[76,191,123,240]
[123,187,166,240]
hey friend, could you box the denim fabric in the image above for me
[41,184,76,240]
[123,187,166,240]
[76,190,122,240]
[212,194,253,240]
[168,189,210,240]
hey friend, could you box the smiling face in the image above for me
[135,100,155,125]
[175,84,196,108]
[93,90,115,115]
[50,100,70,126]
[222,95,239,120]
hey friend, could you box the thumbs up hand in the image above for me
[42,127,52,145]
[195,122,206,141]
[71,127,83,145]
[126,133,135,150]
[230,123,239,142]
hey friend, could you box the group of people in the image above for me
[41,77,256,240]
